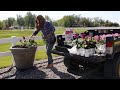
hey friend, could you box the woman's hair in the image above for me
[36,15,45,24]
[35,15,45,29]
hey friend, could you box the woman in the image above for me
[30,15,56,68]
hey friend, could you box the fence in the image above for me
[0,36,47,58]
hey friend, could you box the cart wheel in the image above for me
[104,53,120,79]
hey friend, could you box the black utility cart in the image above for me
[52,27,120,79]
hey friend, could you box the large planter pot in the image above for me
[10,46,37,70]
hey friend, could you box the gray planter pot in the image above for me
[10,46,37,70]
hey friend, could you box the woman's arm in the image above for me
[30,29,40,38]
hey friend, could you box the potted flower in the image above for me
[10,36,37,70]
[97,39,106,54]
[89,39,96,56]
[84,40,91,57]
[80,42,85,56]
[95,35,106,54]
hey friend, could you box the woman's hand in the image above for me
[29,35,35,40]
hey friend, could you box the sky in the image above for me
[0,11,120,24]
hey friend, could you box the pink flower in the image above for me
[112,33,119,37]
[94,35,100,42]
[105,34,112,37]
[100,34,106,40]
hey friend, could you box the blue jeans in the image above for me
[46,42,55,64]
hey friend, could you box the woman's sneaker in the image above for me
[46,63,53,68]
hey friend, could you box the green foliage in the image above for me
[0,56,12,68]
[53,15,120,27]
[98,39,106,45]
[7,17,15,27]
[89,39,96,48]
[13,20,18,26]
[0,20,5,30]
[17,15,25,26]
[15,36,37,48]
[24,12,36,29]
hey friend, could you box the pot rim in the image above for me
[10,46,37,49]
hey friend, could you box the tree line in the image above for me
[52,14,119,27]
[0,12,119,30]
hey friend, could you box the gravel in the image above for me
[0,56,104,79]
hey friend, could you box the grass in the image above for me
[0,30,41,38]
[0,27,86,38]
[0,56,13,68]
[0,43,11,52]
[0,27,86,68]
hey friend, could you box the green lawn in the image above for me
[0,56,13,68]
[0,30,37,38]
[0,27,86,38]
[0,27,86,68]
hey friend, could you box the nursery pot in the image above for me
[80,48,85,56]
[90,48,95,56]
[10,46,37,70]
[85,49,91,57]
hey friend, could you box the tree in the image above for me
[7,17,15,27]
[73,14,82,27]
[52,20,58,26]
[13,20,18,26]
[61,15,76,27]
[30,14,36,28]
[0,21,5,30]
[57,19,64,27]
[112,22,119,27]
[80,17,92,27]
[3,20,8,28]
[17,15,25,26]
[24,12,36,29]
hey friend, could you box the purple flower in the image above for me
[73,33,79,38]
[81,33,86,39]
